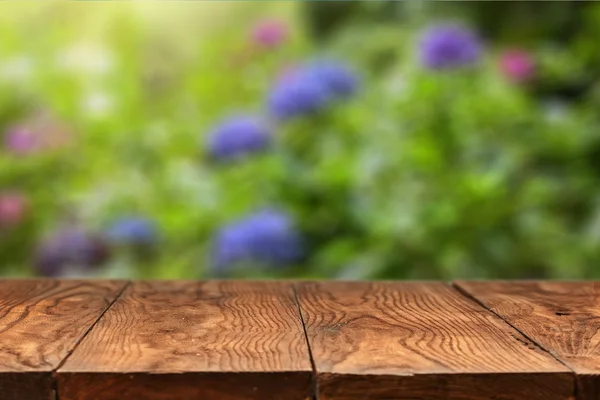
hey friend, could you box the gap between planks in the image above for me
[51,280,132,400]
[292,282,320,400]
[450,281,579,400]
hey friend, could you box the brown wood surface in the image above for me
[296,281,574,400]
[57,280,313,400]
[0,279,125,400]
[456,281,600,400]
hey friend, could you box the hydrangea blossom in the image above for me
[267,58,359,121]
[106,217,157,245]
[252,19,288,48]
[33,227,110,277]
[419,24,483,70]
[267,69,332,120]
[499,49,535,83]
[211,209,304,274]
[206,116,271,161]
[304,59,360,99]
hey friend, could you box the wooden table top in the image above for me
[0,280,598,400]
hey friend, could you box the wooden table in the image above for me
[0,280,598,400]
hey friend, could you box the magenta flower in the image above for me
[252,19,288,49]
[3,117,72,156]
[0,192,28,227]
[3,126,39,155]
[499,49,535,83]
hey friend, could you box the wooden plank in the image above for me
[57,281,313,400]
[296,281,575,400]
[456,281,600,400]
[0,279,126,400]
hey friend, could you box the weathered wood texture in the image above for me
[456,281,600,400]
[0,279,125,400]
[5,279,597,400]
[56,281,313,400]
[296,281,574,400]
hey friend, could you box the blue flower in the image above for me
[33,227,110,277]
[211,209,304,274]
[267,72,331,121]
[305,59,359,99]
[106,217,157,245]
[419,24,482,70]
[206,116,271,161]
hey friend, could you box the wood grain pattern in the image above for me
[456,281,600,400]
[0,279,126,400]
[57,280,313,400]
[296,281,574,400]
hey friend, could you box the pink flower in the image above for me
[3,126,40,155]
[499,49,535,83]
[0,192,28,227]
[3,115,73,156]
[252,19,288,49]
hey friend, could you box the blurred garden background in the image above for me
[2,1,600,280]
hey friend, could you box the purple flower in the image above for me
[206,116,271,161]
[33,227,111,277]
[211,209,304,274]
[267,71,331,121]
[419,24,482,70]
[252,19,288,48]
[106,217,157,245]
[305,59,359,99]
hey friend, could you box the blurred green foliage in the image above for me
[2,1,600,280]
